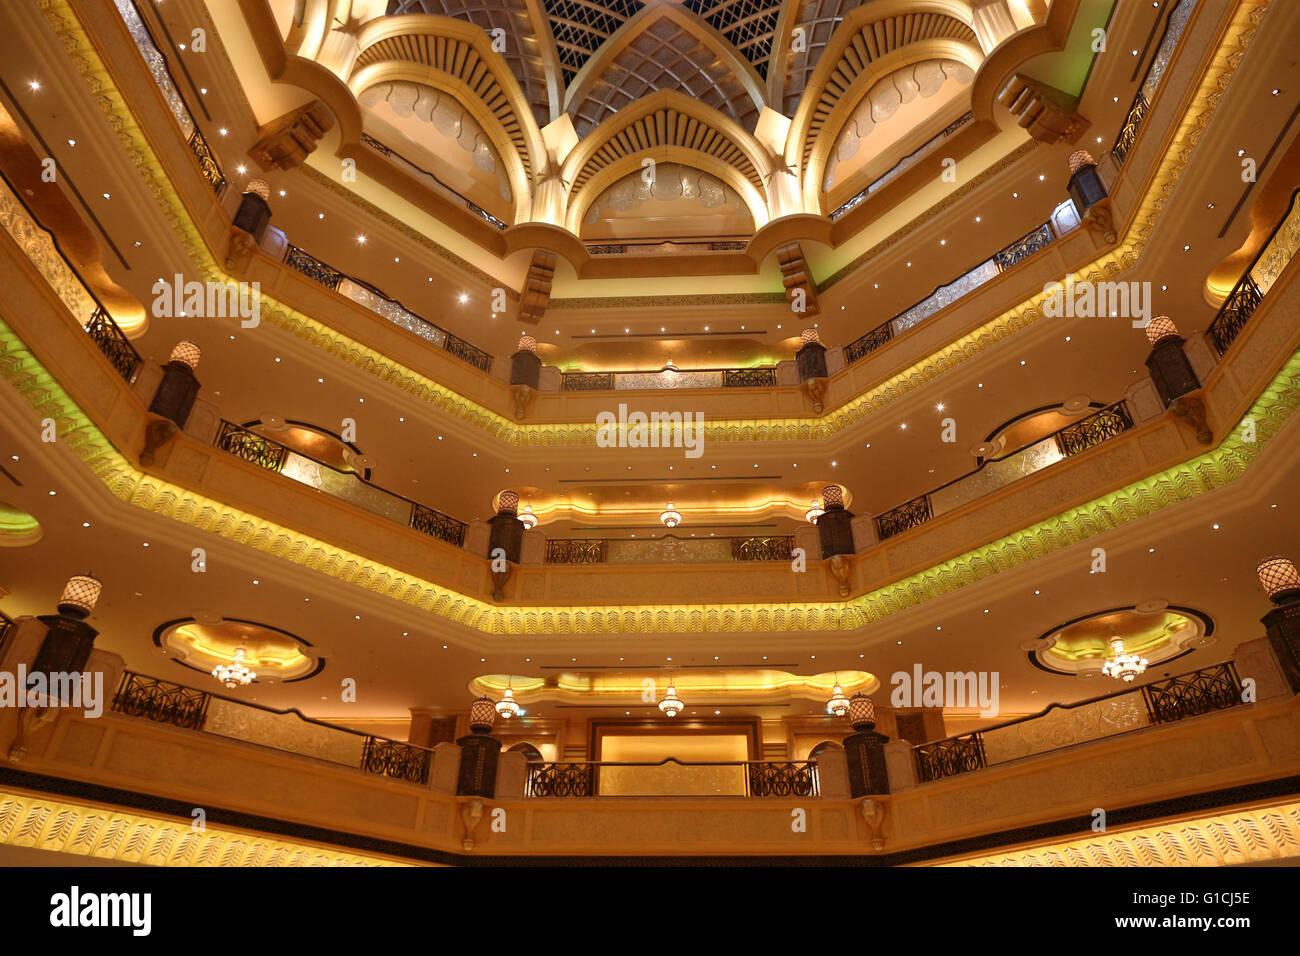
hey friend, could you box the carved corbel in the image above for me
[459,798,485,851]
[248,101,334,172]
[1171,394,1213,444]
[6,706,57,761]
[802,377,828,414]
[490,566,513,602]
[139,418,179,467]
[860,797,887,850]
[518,250,557,324]
[998,74,1090,144]
[777,242,820,318]
[224,225,259,272]
[511,384,535,421]
[828,553,853,598]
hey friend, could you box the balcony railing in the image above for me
[876,400,1134,540]
[113,0,225,194]
[85,308,143,384]
[1112,0,1196,167]
[1206,188,1299,355]
[213,420,467,547]
[844,215,1069,366]
[112,671,432,784]
[913,661,1244,783]
[584,238,751,256]
[560,365,777,391]
[361,133,507,230]
[545,539,608,564]
[0,169,144,384]
[545,535,794,565]
[524,758,819,798]
[282,245,492,372]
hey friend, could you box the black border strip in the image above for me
[2,767,1298,867]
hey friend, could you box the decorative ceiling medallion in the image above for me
[153,618,324,683]
[1026,606,1214,678]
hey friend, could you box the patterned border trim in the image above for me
[0,304,1294,635]
[938,799,1300,867]
[0,787,409,866]
[34,0,1272,448]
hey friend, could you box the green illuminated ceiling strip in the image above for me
[37,0,1270,446]
[1,308,1294,636]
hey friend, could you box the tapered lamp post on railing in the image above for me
[487,491,524,600]
[148,340,202,428]
[1144,315,1211,444]
[226,179,273,270]
[797,328,830,413]
[456,696,502,797]
[842,693,890,797]
[9,574,103,760]
[1065,150,1116,243]
[510,335,541,420]
[818,485,855,597]
[1258,555,1300,694]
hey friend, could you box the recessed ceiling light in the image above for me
[219,128,228,136]
[102,193,110,199]
[357,235,366,243]
[28,81,40,91]
[67,139,76,146]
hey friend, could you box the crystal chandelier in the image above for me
[212,647,256,688]
[658,680,684,717]
[495,683,521,719]
[659,503,682,528]
[826,677,849,717]
[518,505,538,530]
[1101,635,1148,683]
[805,499,824,524]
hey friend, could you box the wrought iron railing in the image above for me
[215,420,289,471]
[876,494,933,541]
[1207,274,1262,355]
[112,670,434,783]
[722,368,777,387]
[410,504,468,547]
[731,536,794,562]
[559,366,777,391]
[915,733,986,784]
[114,0,225,194]
[188,127,226,195]
[747,760,819,797]
[993,223,1054,271]
[560,371,615,391]
[524,758,819,798]
[845,217,1057,366]
[912,661,1245,783]
[545,539,609,564]
[1111,91,1149,167]
[361,133,507,230]
[212,421,467,547]
[1141,662,1243,724]
[876,400,1134,540]
[284,244,345,291]
[843,324,894,365]
[1054,401,1135,456]
[85,308,143,383]
[113,672,211,731]
[526,761,596,797]
[360,736,432,785]
[282,245,492,371]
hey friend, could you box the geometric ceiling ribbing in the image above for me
[385,0,553,126]
[682,0,783,80]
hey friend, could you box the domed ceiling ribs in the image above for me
[384,0,556,125]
